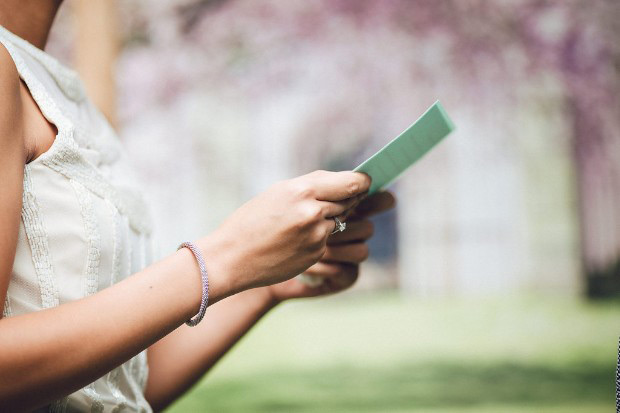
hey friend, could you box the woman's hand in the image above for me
[264,191,396,303]
[197,170,372,297]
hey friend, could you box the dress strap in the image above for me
[0,25,85,102]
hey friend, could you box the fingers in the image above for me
[321,243,369,264]
[328,219,374,244]
[303,261,346,278]
[324,264,358,291]
[348,191,396,220]
[316,195,360,219]
[320,216,341,240]
[299,170,371,202]
[303,262,359,293]
[312,193,366,237]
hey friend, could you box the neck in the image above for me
[0,0,62,49]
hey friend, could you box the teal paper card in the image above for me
[354,101,455,195]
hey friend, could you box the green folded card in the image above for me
[354,101,455,195]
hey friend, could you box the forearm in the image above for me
[0,170,372,411]
[144,287,278,411]
[0,242,231,411]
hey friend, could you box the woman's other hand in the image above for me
[265,190,396,303]
[197,170,371,297]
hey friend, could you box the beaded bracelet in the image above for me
[177,241,209,326]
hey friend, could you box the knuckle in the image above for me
[300,203,323,223]
[310,225,328,246]
[346,180,361,197]
[291,181,315,199]
[293,207,313,229]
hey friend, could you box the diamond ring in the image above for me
[331,217,347,234]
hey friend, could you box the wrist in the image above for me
[233,286,280,316]
[192,232,238,305]
[195,231,282,309]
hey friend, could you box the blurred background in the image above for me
[46,0,619,411]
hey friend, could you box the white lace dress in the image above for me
[0,26,155,412]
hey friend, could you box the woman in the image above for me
[0,1,395,412]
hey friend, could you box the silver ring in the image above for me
[331,217,347,234]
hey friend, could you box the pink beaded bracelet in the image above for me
[177,241,209,327]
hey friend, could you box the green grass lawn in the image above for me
[166,292,619,412]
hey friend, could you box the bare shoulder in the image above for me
[0,42,22,140]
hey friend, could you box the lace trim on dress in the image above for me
[106,365,129,412]
[3,295,13,318]
[104,199,130,409]
[106,200,123,286]
[123,215,133,278]
[22,167,60,309]
[125,352,150,404]
[71,180,101,296]
[138,351,149,391]
[82,384,105,413]
[42,144,153,235]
